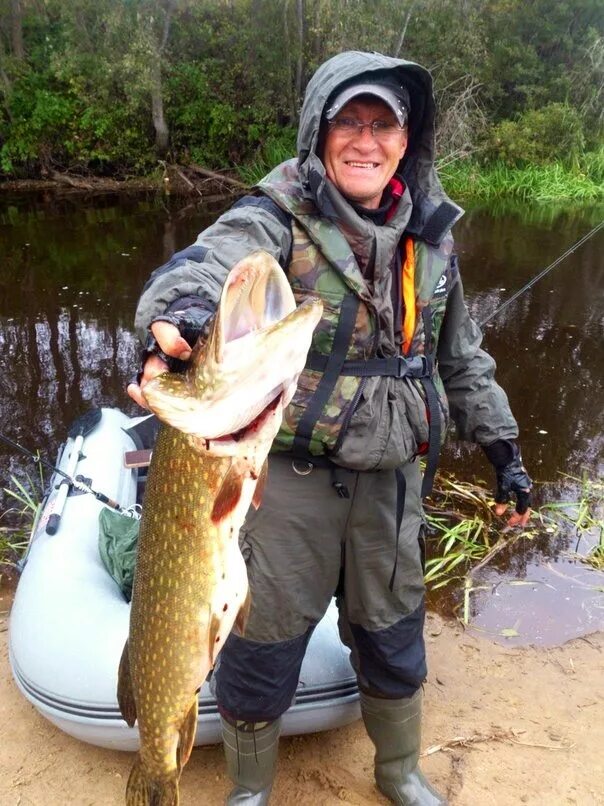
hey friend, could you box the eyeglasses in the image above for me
[328,116,406,140]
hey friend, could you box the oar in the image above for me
[45,409,103,535]
[0,408,125,539]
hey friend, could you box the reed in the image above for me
[537,474,604,571]
[425,470,604,595]
[439,156,604,202]
[423,471,516,590]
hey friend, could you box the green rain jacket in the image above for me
[135,51,518,471]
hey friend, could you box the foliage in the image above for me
[481,104,586,168]
[423,471,506,590]
[0,0,602,179]
[237,127,298,185]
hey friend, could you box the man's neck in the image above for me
[349,186,393,226]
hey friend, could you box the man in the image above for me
[129,51,532,806]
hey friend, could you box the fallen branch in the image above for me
[187,163,249,190]
[422,727,573,756]
[172,165,202,197]
[48,170,95,191]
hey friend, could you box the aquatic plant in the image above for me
[423,471,527,590]
[537,474,604,571]
[424,470,604,601]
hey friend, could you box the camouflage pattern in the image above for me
[258,161,456,462]
[134,51,518,459]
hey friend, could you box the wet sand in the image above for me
[1,612,602,806]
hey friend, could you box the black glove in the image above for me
[135,300,215,384]
[482,439,532,515]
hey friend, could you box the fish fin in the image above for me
[176,696,198,771]
[209,612,222,665]
[252,459,268,510]
[126,757,179,806]
[211,463,245,523]
[235,589,252,636]
[117,641,137,728]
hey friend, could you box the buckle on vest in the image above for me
[400,355,433,378]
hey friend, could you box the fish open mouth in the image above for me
[201,390,284,455]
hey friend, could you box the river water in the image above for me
[1,191,603,645]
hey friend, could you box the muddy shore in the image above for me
[1,611,602,806]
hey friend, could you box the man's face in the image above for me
[322,97,408,210]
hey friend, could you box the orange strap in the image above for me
[401,237,416,355]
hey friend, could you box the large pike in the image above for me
[117,251,322,805]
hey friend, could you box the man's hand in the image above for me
[127,321,192,409]
[127,305,215,410]
[483,440,533,528]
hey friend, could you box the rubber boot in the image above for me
[221,717,280,805]
[360,689,447,806]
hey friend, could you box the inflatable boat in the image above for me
[9,408,359,751]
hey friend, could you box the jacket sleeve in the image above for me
[437,270,519,446]
[134,197,292,344]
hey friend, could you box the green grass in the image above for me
[424,470,604,600]
[1,470,44,573]
[537,474,604,571]
[423,471,524,591]
[237,129,297,187]
[238,140,604,202]
[439,152,604,202]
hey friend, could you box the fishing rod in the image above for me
[0,431,125,516]
[479,220,604,327]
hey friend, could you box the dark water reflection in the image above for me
[0,192,603,645]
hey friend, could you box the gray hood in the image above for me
[296,50,463,244]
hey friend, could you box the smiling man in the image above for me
[323,93,408,208]
[130,51,532,806]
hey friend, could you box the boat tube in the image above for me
[9,408,359,751]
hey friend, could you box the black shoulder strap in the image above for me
[292,293,359,459]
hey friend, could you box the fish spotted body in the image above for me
[117,252,323,805]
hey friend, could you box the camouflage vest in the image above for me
[258,165,455,459]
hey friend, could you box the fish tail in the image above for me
[126,757,179,806]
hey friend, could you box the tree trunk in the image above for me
[0,35,13,111]
[294,0,305,111]
[282,0,297,121]
[11,0,24,60]
[296,0,306,109]
[150,0,175,156]
[393,2,415,58]
[151,58,169,154]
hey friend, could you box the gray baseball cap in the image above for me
[325,78,410,126]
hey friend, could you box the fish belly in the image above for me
[127,426,248,781]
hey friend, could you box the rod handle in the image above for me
[94,491,122,512]
[46,513,60,536]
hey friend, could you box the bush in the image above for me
[482,103,586,167]
[0,74,78,173]
[237,127,297,185]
